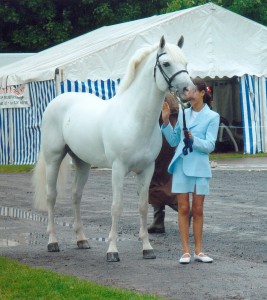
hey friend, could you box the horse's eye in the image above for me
[163,62,170,67]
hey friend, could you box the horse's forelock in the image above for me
[117,44,158,94]
[165,43,187,65]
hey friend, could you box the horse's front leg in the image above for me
[71,158,90,249]
[136,163,156,259]
[107,162,126,262]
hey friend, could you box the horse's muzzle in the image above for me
[180,86,195,101]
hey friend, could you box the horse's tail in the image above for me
[32,150,69,212]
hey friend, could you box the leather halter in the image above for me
[153,52,188,90]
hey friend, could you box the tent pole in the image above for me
[8,109,14,164]
[55,68,60,96]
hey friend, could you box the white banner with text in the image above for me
[0,85,31,108]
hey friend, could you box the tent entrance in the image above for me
[205,77,243,153]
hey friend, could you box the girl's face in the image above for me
[189,87,205,106]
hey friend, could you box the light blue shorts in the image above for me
[171,157,210,195]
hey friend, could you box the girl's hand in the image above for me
[188,130,194,142]
[162,101,170,125]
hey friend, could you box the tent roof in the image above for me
[0,53,34,68]
[0,2,266,88]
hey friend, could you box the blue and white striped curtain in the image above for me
[239,75,267,154]
[60,79,120,99]
[0,80,56,164]
[0,78,120,164]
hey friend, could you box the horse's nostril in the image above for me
[183,87,188,93]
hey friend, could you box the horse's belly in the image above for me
[67,138,110,168]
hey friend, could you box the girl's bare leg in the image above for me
[192,193,205,254]
[177,193,190,254]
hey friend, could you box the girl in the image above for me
[161,78,219,264]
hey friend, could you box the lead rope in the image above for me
[182,105,193,155]
[172,91,193,156]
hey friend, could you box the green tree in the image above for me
[0,0,265,52]
[229,0,267,26]
[0,0,166,52]
[164,0,267,26]
[0,0,73,51]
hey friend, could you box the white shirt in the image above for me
[189,109,199,127]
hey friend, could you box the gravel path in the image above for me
[0,160,267,299]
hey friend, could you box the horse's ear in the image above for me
[160,36,165,49]
[177,36,184,48]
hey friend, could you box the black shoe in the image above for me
[148,226,165,234]
[148,206,165,233]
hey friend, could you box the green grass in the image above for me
[0,164,34,173]
[0,257,162,300]
[210,152,267,160]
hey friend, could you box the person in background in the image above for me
[161,78,219,264]
[148,92,179,234]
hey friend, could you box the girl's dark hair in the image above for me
[193,78,212,109]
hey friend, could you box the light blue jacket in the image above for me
[161,104,220,178]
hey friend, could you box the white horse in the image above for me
[33,36,195,262]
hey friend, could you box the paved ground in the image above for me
[0,157,267,299]
[213,157,267,171]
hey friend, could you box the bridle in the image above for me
[154,52,193,155]
[153,52,188,92]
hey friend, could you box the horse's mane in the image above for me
[116,44,158,94]
[117,42,187,95]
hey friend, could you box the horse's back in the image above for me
[43,92,105,118]
[42,92,105,138]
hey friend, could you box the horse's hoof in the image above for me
[77,240,90,249]
[143,249,156,259]
[107,252,120,262]
[47,242,60,252]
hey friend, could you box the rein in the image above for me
[181,102,193,155]
[173,91,193,156]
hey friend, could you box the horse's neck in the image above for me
[118,66,165,131]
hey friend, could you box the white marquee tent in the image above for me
[0,2,266,164]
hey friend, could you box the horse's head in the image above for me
[154,36,195,102]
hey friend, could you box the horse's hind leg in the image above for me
[136,163,156,259]
[46,160,64,252]
[71,156,90,249]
